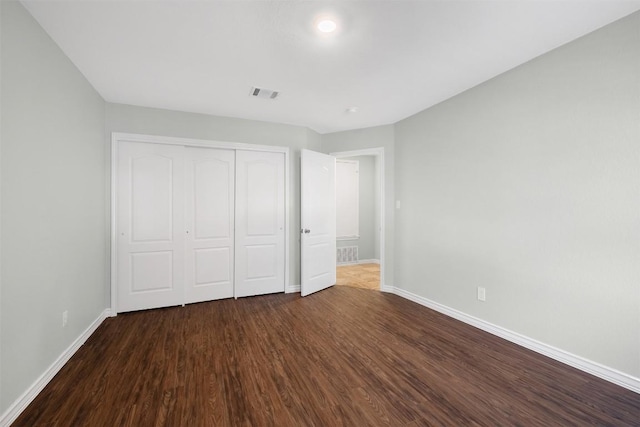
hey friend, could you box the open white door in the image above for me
[301,149,336,297]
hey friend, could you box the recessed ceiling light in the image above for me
[346,106,359,113]
[317,19,337,33]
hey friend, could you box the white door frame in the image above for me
[111,132,290,315]
[329,147,385,290]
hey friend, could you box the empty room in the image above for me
[1,0,639,425]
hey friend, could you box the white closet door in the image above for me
[184,147,235,304]
[235,150,285,298]
[117,141,185,312]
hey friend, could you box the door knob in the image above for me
[304,229,311,234]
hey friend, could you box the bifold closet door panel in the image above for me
[117,142,185,312]
[184,147,235,304]
[235,150,286,298]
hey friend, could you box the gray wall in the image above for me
[337,155,378,261]
[1,0,107,413]
[322,125,395,287]
[105,103,321,290]
[395,12,640,377]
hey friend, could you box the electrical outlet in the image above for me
[62,310,68,327]
[477,287,486,302]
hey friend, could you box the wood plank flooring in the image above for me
[336,263,380,290]
[13,287,640,426]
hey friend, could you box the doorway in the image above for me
[330,148,385,291]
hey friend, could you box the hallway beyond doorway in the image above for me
[336,263,380,290]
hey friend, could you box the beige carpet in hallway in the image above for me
[336,263,380,290]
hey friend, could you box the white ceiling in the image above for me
[21,0,640,134]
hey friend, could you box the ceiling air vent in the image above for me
[250,87,279,100]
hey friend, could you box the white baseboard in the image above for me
[286,284,301,293]
[390,286,640,395]
[337,259,380,266]
[380,284,395,293]
[0,309,110,426]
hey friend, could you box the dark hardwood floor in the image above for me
[13,286,640,426]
